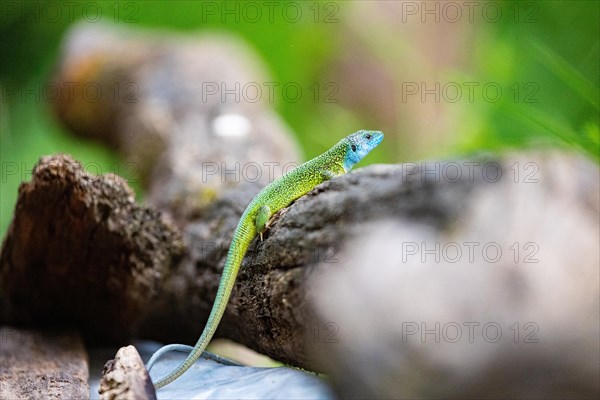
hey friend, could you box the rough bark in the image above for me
[307,151,600,399]
[99,346,156,400]
[0,155,184,344]
[0,151,495,369]
[0,326,89,399]
[136,160,488,368]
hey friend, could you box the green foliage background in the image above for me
[1,0,598,239]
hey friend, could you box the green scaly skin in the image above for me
[147,130,384,389]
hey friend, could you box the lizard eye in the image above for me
[351,144,357,152]
[365,133,372,140]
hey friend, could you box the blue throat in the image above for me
[343,146,363,171]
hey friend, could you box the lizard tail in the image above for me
[151,222,254,389]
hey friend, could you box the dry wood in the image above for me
[307,152,600,399]
[0,155,183,344]
[0,326,89,399]
[99,345,156,400]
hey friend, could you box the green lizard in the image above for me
[146,130,384,389]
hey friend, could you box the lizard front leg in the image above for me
[320,170,336,181]
[254,205,272,241]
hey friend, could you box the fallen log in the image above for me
[0,150,495,369]
[0,326,89,399]
[135,158,491,368]
[0,155,184,344]
[307,152,600,398]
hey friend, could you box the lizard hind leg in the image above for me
[254,205,272,241]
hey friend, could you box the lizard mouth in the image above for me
[370,131,384,147]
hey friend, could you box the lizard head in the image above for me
[343,130,384,171]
